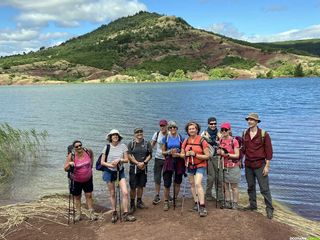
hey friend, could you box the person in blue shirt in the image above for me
[161,121,184,211]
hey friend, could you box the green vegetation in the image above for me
[0,123,47,181]
[219,56,256,69]
[135,56,203,75]
[208,68,237,79]
[294,63,304,77]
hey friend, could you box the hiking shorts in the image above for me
[153,158,164,185]
[163,170,183,188]
[187,167,206,176]
[103,169,125,183]
[70,177,93,196]
[129,170,147,189]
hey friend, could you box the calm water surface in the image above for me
[0,77,319,221]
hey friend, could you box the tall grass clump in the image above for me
[0,123,48,181]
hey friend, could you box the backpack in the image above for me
[242,128,266,147]
[185,136,205,151]
[66,144,92,177]
[95,144,110,171]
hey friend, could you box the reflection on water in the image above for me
[0,77,319,221]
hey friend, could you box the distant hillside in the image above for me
[0,11,320,84]
[257,39,320,57]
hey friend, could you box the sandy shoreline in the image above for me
[0,194,319,240]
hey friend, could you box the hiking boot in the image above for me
[88,209,98,221]
[243,205,258,211]
[225,201,232,209]
[192,203,199,212]
[231,202,240,210]
[153,195,161,205]
[266,208,274,219]
[122,212,136,222]
[111,211,118,223]
[199,206,208,217]
[129,204,136,214]
[137,201,147,209]
[74,210,81,222]
[163,201,170,211]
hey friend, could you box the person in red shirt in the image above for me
[243,113,274,219]
[180,121,210,217]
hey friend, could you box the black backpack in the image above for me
[96,144,111,171]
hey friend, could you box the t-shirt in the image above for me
[101,143,128,171]
[219,137,240,167]
[127,139,152,166]
[152,131,166,159]
[73,151,92,183]
[162,134,184,151]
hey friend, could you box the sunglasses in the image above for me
[135,130,143,134]
[221,128,229,132]
[169,126,177,129]
[160,125,166,127]
[74,144,82,149]
[209,122,217,126]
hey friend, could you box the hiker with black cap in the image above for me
[100,129,136,223]
[151,119,168,205]
[64,140,97,221]
[128,128,152,213]
[243,113,274,219]
[161,121,184,211]
[201,117,223,203]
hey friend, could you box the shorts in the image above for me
[187,167,206,176]
[129,166,147,189]
[70,177,93,196]
[103,168,125,183]
[163,170,183,188]
[224,166,241,184]
[154,158,164,185]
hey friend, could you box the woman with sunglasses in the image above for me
[100,129,136,223]
[217,122,241,209]
[64,140,97,221]
[161,121,184,211]
[180,121,210,217]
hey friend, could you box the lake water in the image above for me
[0,77,319,221]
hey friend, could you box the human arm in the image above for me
[64,153,74,171]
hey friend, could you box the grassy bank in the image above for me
[0,123,48,181]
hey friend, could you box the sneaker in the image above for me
[231,202,239,210]
[122,212,136,222]
[153,195,161,205]
[163,201,170,211]
[111,211,118,223]
[129,204,136,214]
[137,201,147,209]
[169,195,173,203]
[199,207,208,217]
[88,209,98,221]
[74,210,81,222]
[266,208,274,219]
[192,203,199,212]
[243,205,258,211]
[225,201,232,209]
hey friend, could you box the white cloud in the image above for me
[206,23,320,43]
[1,0,147,28]
[263,4,287,13]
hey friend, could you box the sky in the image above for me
[0,0,320,56]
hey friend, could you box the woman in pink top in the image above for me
[217,122,241,210]
[64,140,97,221]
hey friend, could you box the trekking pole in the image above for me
[173,158,176,210]
[117,164,122,222]
[68,178,71,224]
[190,147,200,212]
[71,179,75,224]
[216,158,219,209]
[222,156,226,209]
[180,173,187,214]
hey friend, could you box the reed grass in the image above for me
[0,123,47,181]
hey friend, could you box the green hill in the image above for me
[1,11,320,84]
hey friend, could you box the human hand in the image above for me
[262,165,269,176]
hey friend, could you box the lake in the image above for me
[0,77,319,221]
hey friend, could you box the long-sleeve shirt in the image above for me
[243,127,273,169]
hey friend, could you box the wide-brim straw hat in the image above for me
[245,113,261,123]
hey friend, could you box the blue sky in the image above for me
[1,0,320,56]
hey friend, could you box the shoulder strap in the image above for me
[156,131,160,141]
[130,139,136,152]
[261,129,266,145]
[105,144,110,156]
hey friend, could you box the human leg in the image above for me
[245,167,257,209]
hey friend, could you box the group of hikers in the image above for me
[63,112,274,223]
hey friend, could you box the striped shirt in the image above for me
[102,143,128,171]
